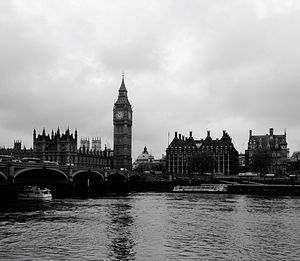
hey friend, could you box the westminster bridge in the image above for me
[0,162,146,185]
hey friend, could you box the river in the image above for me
[0,193,299,260]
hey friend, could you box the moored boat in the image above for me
[172,184,228,193]
[17,186,52,200]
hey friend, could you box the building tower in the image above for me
[80,138,90,151]
[92,137,101,151]
[113,74,133,169]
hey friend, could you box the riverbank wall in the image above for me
[228,184,300,195]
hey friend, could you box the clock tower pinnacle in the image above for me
[113,74,133,170]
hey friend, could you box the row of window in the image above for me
[168,145,232,150]
[167,151,232,158]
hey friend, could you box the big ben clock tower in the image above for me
[113,74,133,170]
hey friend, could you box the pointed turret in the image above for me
[143,145,148,154]
[119,72,127,94]
[114,73,131,106]
[57,127,60,138]
[75,129,78,140]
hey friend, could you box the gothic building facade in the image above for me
[245,128,288,175]
[166,130,239,177]
[33,128,78,165]
[113,75,133,170]
[0,140,34,159]
[33,128,113,168]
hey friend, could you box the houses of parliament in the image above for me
[0,75,133,170]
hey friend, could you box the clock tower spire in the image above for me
[113,74,133,170]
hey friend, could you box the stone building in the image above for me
[77,146,113,168]
[33,128,78,165]
[91,137,101,152]
[132,146,154,170]
[33,128,113,168]
[113,74,133,170]
[0,140,34,159]
[80,137,102,152]
[166,130,239,177]
[245,128,288,175]
[80,138,90,150]
[290,151,300,162]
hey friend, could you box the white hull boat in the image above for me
[17,186,52,200]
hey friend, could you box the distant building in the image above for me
[132,146,154,170]
[166,130,239,177]
[77,145,113,168]
[238,153,247,173]
[290,151,300,162]
[91,137,101,152]
[79,137,102,152]
[80,138,90,150]
[0,140,34,159]
[239,153,246,168]
[287,151,300,175]
[245,128,288,175]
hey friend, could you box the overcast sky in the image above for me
[1,0,300,159]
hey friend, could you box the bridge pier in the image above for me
[8,163,15,185]
[68,167,73,182]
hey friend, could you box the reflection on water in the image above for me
[107,201,136,261]
[0,193,299,260]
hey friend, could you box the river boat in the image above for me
[172,184,228,193]
[17,186,52,200]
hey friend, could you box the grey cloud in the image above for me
[1,1,300,157]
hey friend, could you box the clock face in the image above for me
[115,111,124,119]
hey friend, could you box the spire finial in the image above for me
[119,72,127,93]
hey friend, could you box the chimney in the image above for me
[179,134,182,140]
[249,129,252,138]
[189,131,193,138]
[205,130,212,140]
[270,128,274,136]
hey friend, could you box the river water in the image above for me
[0,193,299,260]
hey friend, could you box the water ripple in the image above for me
[0,194,299,260]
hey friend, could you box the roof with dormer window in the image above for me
[167,130,237,152]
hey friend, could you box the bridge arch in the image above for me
[0,171,7,185]
[72,170,104,182]
[107,172,127,182]
[14,167,68,185]
[129,174,142,182]
[72,170,105,197]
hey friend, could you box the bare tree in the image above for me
[250,149,272,174]
[187,151,214,175]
